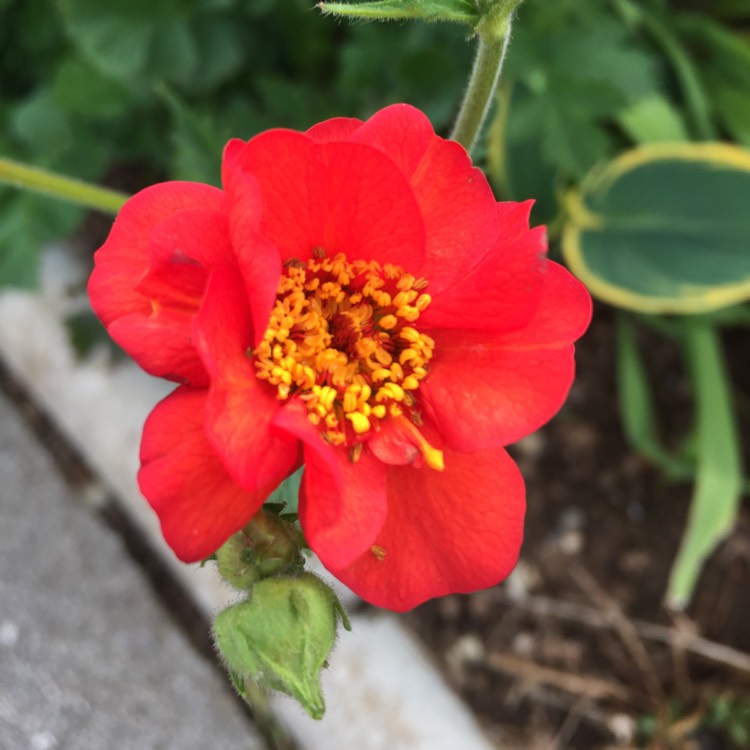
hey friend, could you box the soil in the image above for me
[406,305,750,750]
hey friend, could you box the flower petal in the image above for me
[413,138,499,292]
[420,328,577,451]
[88,182,224,327]
[350,104,433,178]
[108,309,208,387]
[497,262,593,348]
[90,196,231,386]
[272,401,389,570]
[324,104,499,293]
[138,387,266,562]
[306,116,363,142]
[327,444,525,611]
[423,201,547,332]
[232,130,426,269]
[222,156,282,346]
[194,266,300,493]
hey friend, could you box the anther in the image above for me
[346,412,371,434]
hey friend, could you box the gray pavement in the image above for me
[0,393,266,750]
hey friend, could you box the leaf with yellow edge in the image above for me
[562,143,750,314]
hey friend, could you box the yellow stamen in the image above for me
[394,417,445,472]
[253,251,436,446]
[346,411,371,434]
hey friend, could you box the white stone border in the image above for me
[0,246,497,750]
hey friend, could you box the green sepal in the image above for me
[215,509,305,590]
[213,573,349,720]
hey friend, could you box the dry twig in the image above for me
[490,589,750,674]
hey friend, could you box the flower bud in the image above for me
[213,573,350,719]
[216,509,305,590]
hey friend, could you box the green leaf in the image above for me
[563,143,750,314]
[265,468,303,515]
[677,16,750,146]
[615,314,692,480]
[144,19,198,85]
[487,85,559,225]
[10,88,74,157]
[502,2,660,177]
[57,0,157,80]
[182,15,245,92]
[616,95,690,144]
[158,87,222,184]
[53,56,131,118]
[666,320,742,608]
[629,5,716,140]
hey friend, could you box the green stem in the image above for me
[450,1,522,153]
[0,157,128,215]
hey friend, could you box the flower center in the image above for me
[254,250,435,448]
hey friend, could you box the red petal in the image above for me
[109,310,208,387]
[137,207,234,312]
[90,192,231,385]
[413,136,499,293]
[88,182,224,327]
[324,104,499,293]
[272,402,389,569]
[327,445,525,611]
[423,202,547,332]
[194,266,300,493]
[350,104,433,178]
[222,157,282,346]
[497,262,593,349]
[306,116,363,142]
[420,327,577,451]
[109,207,238,386]
[138,387,267,562]
[233,129,426,269]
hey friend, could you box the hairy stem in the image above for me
[450,1,522,153]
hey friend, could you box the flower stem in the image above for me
[0,157,128,215]
[450,0,522,154]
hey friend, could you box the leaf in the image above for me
[158,87,223,184]
[616,96,690,144]
[487,86,559,225]
[562,143,750,314]
[10,88,74,157]
[182,15,245,92]
[502,2,660,177]
[53,56,131,118]
[677,16,750,146]
[57,0,158,80]
[666,320,742,609]
[265,468,303,515]
[615,314,692,480]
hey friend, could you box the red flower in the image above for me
[88,104,591,612]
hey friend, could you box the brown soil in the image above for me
[406,306,750,750]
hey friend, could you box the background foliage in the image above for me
[0,0,471,285]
